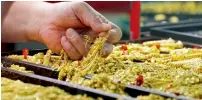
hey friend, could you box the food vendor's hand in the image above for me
[2,1,122,60]
[39,2,122,60]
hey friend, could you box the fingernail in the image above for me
[66,28,75,39]
[102,23,111,31]
[108,29,115,34]
[61,36,70,49]
[61,36,67,42]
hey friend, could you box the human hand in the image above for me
[2,1,122,60]
[38,2,122,60]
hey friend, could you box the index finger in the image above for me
[98,20,122,43]
[107,21,122,43]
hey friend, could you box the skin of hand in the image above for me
[2,1,122,60]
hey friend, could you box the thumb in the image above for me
[71,2,111,32]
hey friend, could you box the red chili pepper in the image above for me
[194,46,200,49]
[22,48,29,59]
[121,44,128,51]
[156,44,160,49]
[135,75,144,86]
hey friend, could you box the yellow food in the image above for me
[7,38,202,99]
[154,14,166,21]
[1,77,100,100]
[169,16,179,23]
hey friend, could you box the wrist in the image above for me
[25,2,53,43]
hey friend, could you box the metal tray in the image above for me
[150,23,202,45]
[1,65,133,100]
[1,37,199,100]
[140,13,202,32]
[2,55,186,100]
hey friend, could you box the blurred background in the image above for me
[2,1,202,52]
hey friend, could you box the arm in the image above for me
[1,1,14,21]
[2,1,51,43]
[2,1,122,59]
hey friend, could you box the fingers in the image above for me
[71,2,122,43]
[99,22,122,43]
[65,28,91,57]
[61,36,82,60]
[102,42,113,57]
[82,21,122,44]
[71,2,111,32]
[78,30,114,57]
[71,29,119,58]
[63,1,122,58]
[62,28,116,59]
[104,22,122,43]
[76,28,98,38]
